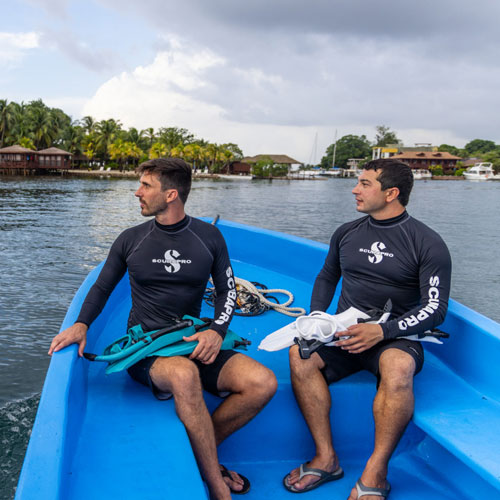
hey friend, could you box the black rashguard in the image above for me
[77,216,236,338]
[311,211,452,340]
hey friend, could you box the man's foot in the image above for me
[284,458,343,493]
[220,464,250,494]
[347,478,391,499]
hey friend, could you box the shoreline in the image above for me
[0,169,474,181]
[63,169,218,179]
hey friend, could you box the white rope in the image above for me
[235,277,306,317]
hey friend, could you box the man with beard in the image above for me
[49,158,277,500]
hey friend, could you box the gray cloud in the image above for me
[41,29,122,73]
[96,0,500,144]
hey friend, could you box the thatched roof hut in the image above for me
[37,147,72,169]
[242,154,302,165]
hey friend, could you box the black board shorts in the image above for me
[315,338,424,386]
[127,350,238,400]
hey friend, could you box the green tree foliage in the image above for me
[157,127,195,153]
[95,119,122,161]
[251,157,288,178]
[18,137,36,150]
[252,157,274,178]
[321,134,372,169]
[429,165,444,176]
[438,144,460,156]
[374,125,400,147]
[0,100,16,147]
[464,139,497,155]
[221,143,243,160]
[108,138,142,170]
[481,148,500,173]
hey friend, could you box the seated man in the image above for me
[284,159,451,499]
[49,158,277,500]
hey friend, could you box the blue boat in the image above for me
[16,219,500,499]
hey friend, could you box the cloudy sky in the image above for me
[2,0,500,162]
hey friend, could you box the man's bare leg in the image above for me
[212,353,277,443]
[211,353,278,490]
[150,356,230,500]
[285,345,341,491]
[347,349,416,500]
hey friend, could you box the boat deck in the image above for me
[17,220,500,500]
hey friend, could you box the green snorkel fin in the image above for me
[84,316,251,375]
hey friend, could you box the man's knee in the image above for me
[289,345,323,377]
[150,357,202,397]
[378,349,416,391]
[249,364,278,400]
[221,355,277,400]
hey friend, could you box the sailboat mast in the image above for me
[332,129,338,169]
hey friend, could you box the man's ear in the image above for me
[165,189,179,203]
[386,187,400,203]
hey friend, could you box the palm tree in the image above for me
[81,116,96,135]
[170,143,185,159]
[29,104,58,149]
[8,101,30,145]
[109,139,142,170]
[144,128,156,150]
[0,100,16,148]
[63,124,85,157]
[149,142,167,159]
[18,137,36,150]
[125,127,147,152]
[82,133,98,167]
[158,127,195,154]
[95,119,122,163]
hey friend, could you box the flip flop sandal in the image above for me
[220,464,251,495]
[283,463,344,493]
[355,478,391,498]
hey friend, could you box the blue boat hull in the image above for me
[16,219,500,499]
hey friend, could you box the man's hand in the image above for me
[183,329,223,365]
[48,322,88,357]
[334,323,384,354]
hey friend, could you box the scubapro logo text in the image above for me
[152,250,192,273]
[359,242,394,264]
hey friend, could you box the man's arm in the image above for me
[48,235,128,356]
[381,245,452,340]
[336,236,452,353]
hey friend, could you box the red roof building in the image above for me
[391,151,462,170]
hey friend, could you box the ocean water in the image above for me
[1,175,499,498]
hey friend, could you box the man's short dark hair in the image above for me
[136,158,192,204]
[363,158,414,206]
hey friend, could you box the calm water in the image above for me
[1,175,499,497]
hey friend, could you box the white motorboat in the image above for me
[463,162,494,180]
[486,172,500,181]
[412,169,432,180]
[319,169,342,177]
[217,174,253,181]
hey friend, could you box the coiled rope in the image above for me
[204,277,306,317]
[208,216,305,317]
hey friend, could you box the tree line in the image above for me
[2,99,499,173]
[0,99,243,172]
[319,126,500,171]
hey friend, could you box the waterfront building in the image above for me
[0,145,37,175]
[391,151,462,172]
[37,147,72,170]
[220,161,252,175]
[0,145,72,175]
